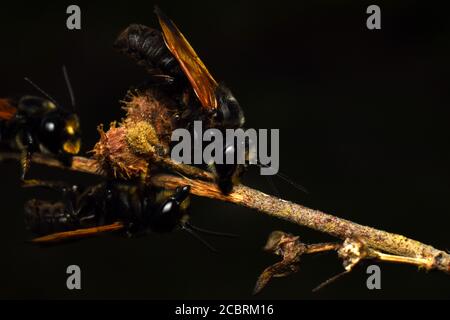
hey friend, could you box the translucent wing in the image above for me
[31,222,124,243]
[155,6,218,110]
[0,99,17,120]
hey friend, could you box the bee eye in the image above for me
[45,121,55,132]
[44,101,56,110]
[161,201,175,215]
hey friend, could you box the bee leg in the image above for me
[19,130,38,181]
[57,153,73,167]
[20,150,32,181]
[22,179,76,191]
[210,162,240,194]
[147,74,175,85]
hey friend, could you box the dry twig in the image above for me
[253,231,440,293]
[1,88,448,293]
[2,151,449,280]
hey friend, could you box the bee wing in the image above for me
[155,6,218,110]
[31,222,124,243]
[0,99,17,120]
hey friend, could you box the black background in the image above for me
[0,0,449,299]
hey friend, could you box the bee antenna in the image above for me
[62,65,76,110]
[256,162,309,194]
[23,77,57,105]
[181,224,218,253]
[184,222,238,238]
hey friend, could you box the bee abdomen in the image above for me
[114,24,182,79]
[24,199,77,235]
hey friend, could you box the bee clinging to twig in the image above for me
[114,6,245,193]
[24,180,235,250]
[0,67,81,179]
[114,7,245,130]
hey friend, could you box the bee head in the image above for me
[24,66,80,156]
[39,110,81,156]
[147,185,191,233]
[214,84,245,129]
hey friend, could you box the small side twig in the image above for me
[254,231,440,294]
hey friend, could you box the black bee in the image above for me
[24,180,232,249]
[114,7,245,193]
[0,67,81,179]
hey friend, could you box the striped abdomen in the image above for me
[114,24,183,82]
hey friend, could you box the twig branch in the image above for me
[2,152,449,275]
[252,231,405,293]
[254,232,442,293]
[150,174,450,273]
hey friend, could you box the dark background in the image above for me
[0,0,449,299]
